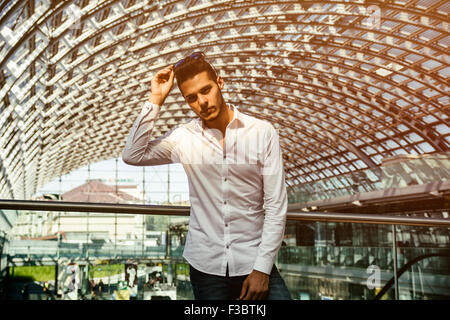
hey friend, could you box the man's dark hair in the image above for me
[174,56,218,91]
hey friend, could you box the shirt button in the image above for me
[224,200,227,204]
[226,245,230,249]
[225,223,228,227]
[224,177,227,181]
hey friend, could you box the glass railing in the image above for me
[7,240,168,260]
[278,220,450,300]
[0,199,448,300]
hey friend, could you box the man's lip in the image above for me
[201,107,215,113]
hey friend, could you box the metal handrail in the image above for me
[1,199,449,227]
[287,212,450,227]
[0,199,190,216]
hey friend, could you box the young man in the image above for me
[122,52,291,300]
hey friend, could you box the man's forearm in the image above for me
[122,100,161,165]
[254,125,288,275]
[253,211,287,275]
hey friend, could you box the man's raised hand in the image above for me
[149,64,175,106]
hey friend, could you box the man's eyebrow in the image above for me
[185,84,212,98]
[200,84,212,91]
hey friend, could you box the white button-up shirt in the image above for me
[122,102,287,276]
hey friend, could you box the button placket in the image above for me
[224,127,234,254]
[222,158,230,254]
[222,115,235,268]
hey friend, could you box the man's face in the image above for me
[179,71,225,122]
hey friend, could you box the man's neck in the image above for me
[202,103,233,137]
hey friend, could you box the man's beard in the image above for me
[201,91,225,121]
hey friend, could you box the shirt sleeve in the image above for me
[122,101,180,166]
[253,125,288,275]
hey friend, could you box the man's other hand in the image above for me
[239,269,270,300]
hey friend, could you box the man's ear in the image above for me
[216,76,224,90]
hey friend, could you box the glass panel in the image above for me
[278,221,396,300]
[4,210,188,300]
[395,225,450,300]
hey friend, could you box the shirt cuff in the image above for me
[252,256,274,275]
[142,101,159,115]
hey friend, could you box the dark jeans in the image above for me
[189,264,292,300]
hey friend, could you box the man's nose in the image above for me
[198,94,208,107]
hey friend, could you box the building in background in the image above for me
[12,179,147,244]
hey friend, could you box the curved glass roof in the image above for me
[0,0,448,200]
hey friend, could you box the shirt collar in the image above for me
[194,104,242,133]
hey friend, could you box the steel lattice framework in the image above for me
[0,0,449,200]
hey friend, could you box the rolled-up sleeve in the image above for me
[122,101,180,166]
[253,125,288,275]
